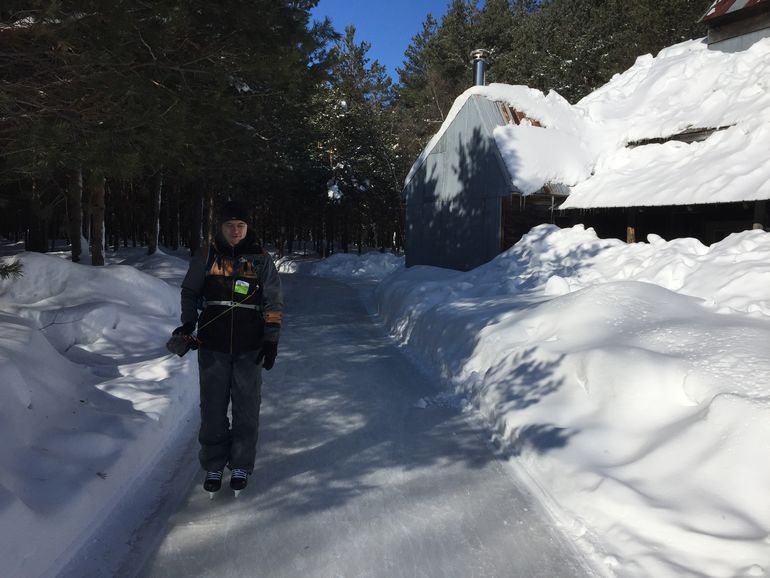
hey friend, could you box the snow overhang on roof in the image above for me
[405,37,770,210]
[561,124,770,209]
[403,84,594,195]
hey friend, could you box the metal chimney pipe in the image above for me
[471,49,490,86]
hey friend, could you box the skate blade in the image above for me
[209,492,215,500]
[233,489,241,498]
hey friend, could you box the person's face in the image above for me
[221,220,247,246]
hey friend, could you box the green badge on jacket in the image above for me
[234,280,250,295]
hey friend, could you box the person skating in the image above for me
[172,200,283,498]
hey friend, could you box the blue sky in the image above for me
[310,0,452,81]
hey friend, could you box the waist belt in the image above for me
[205,300,262,311]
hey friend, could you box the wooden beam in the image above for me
[626,208,637,243]
[754,200,767,230]
[707,10,770,43]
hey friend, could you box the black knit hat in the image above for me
[219,200,250,224]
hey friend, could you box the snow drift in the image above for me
[293,226,770,578]
[277,251,403,282]
[0,250,198,578]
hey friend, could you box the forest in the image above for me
[0,0,713,263]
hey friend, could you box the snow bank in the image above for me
[406,37,770,209]
[297,227,770,577]
[277,252,404,282]
[0,250,198,578]
[465,223,770,318]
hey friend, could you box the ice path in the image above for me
[132,274,594,578]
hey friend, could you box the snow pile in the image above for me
[277,252,404,282]
[295,226,770,577]
[494,119,598,196]
[0,250,197,578]
[275,255,311,275]
[406,37,770,208]
[469,224,770,317]
[312,252,403,281]
[449,281,770,578]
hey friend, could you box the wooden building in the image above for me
[404,4,770,271]
[566,125,769,245]
[563,1,770,243]
[701,0,770,52]
[402,94,569,271]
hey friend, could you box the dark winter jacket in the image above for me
[180,231,282,354]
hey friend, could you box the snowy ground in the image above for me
[133,273,594,578]
[280,227,770,578]
[275,250,403,280]
[4,228,768,578]
[0,244,199,578]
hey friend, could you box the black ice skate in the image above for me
[203,470,223,499]
[230,468,249,497]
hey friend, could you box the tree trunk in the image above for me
[287,224,294,255]
[189,181,204,256]
[325,206,334,257]
[147,169,164,255]
[129,180,137,247]
[67,168,83,262]
[357,216,363,255]
[82,177,92,245]
[163,181,172,249]
[112,180,122,252]
[90,173,106,266]
[341,210,349,253]
[169,182,180,250]
[26,179,48,252]
[203,186,216,248]
[260,195,267,245]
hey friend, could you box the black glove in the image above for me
[257,341,278,370]
[173,322,196,336]
[168,322,199,356]
[166,334,191,356]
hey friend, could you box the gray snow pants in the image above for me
[197,348,262,473]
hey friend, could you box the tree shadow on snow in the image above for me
[136,275,586,577]
[509,424,577,457]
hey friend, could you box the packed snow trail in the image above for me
[133,274,594,578]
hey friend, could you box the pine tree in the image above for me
[311,26,400,253]
[0,260,22,280]
[0,1,335,257]
[393,15,444,176]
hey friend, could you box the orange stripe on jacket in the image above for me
[264,311,283,324]
[205,248,258,279]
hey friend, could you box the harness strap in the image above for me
[205,300,262,311]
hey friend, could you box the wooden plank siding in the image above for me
[701,0,770,51]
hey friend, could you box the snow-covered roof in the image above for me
[406,37,770,209]
[402,85,574,189]
[564,37,770,209]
